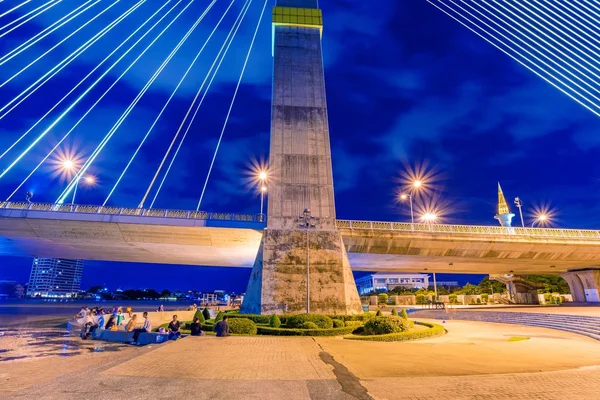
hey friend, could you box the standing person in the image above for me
[125,314,137,332]
[215,316,230,337]
[116,309,124,326]
[131,312,152,344]
[126,306,132,318]
[167,315,181,340]
[190,318,204,336]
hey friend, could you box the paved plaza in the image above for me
[2,316,600,400]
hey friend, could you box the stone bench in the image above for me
[92,330,172,345]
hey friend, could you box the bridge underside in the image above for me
[2,214,600,274]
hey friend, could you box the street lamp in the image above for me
[258,171,267,221]
[400,193,414,225]
[532,213,548,227]
[421,212,438,223]
[514,197,524,227]
[298,208,315,314]
[71,175,95,205]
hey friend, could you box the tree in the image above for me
[375,309,383,316]
[87,286,103,294]
[193,309,205,324]
[476,277,506,294]
[400,309,409,319]
[215,312,224,322]
[378,293,389,304]
[523,275,570,294]
[144,289,160,299]
[391,308,398,316]
[270,314,281,328]
[160,289,171,297]
[202,308,211,321]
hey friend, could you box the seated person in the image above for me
[104,315,117,331]
[81,310,98,340]
[125,314,137,332]
[168,315,182,340]
[131,312,152,344]
[190,318,205,336]
[215,316,230,337]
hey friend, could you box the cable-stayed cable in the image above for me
[0,0,31,19]
[0,0,60,34]
[427,1,600,117]
[1,0,119,88]
[56,0,214,204]
[5,1,176,201]
[147,0,252,209]
[104,0,237,206]
[0,0,145,120]
[0,1,182,178]
[197,0,269,211]
[0,0,97,62]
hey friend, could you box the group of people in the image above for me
[74,305,232,342]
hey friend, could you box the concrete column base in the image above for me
[561,269,600,303]
[241,229,362,315]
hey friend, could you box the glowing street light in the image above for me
[71,174,95,205]
[421,212,438,223]
[258,170,268,221]
[532,213,548,227]
[62,159,75,171]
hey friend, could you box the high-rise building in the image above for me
[27,258,83,298]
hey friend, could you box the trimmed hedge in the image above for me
[286,314,333,329]
[228,318,257,335]
[270,314,281,328]
[301,322,319,329]
[324,314,374,322]
[228,314,271,324]
[364,316,412,335]
[193,309,205,324]
[345,322,445,342]
[257,325,357,336]
[332,319,345,328]
[344,320,365,328]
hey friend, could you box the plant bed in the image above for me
[257,325,358,336]
[345,321,445,342]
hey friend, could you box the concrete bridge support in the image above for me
[561,270,600,303]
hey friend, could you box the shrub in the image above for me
[202,308,211,321]
[400,309,408,319]
[228,318,257,335]
[391,308,398,316]
[388,299,396,305]
[481,294,489,303]
[228,314,270,324]
[257,325,357,336]
[332,319,345,328]
[325,314,373,322]
[375,309,383,317]
[193,309,205,324]
[378,293,389,304]
[344,320,365,328]
[416,294,426,304]
[449,294,458,304]
[301,322,319,329]
[270,314,281,328]
[215,312,225,322]
[346,322,445,342]
[363,316,413,335]
[476,298,481,304]
[286,314,333,329]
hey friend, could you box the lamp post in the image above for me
[400,179,422,226]
[298,208,315,314]
[72,175,95,205]
[514,197,524,227]
[258,171,267,222]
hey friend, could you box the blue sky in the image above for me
[0,0,597,291]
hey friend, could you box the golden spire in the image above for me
[497,182,510,215]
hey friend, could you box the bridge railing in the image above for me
[335,219,600,239]
[0,202,264,223]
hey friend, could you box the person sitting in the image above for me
[126,306,132,318]
[81,310,98,340]
[190,318,204,337]
[131,312,152,344]
[97,310,106,330]
[215,316,230,337]
[105,315,117,331]
[125,314,137,332]
[168,315,181,340]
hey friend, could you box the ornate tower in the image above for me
[241,0,362,314]
[494,182,515,227]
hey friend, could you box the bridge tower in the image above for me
[494,183,515,227]
[241,0,362,314]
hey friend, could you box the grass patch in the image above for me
[508,336,530,342]
[344,321,445,342]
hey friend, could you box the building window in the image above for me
[400,279,410,283]
[375,278,386,284]
[388,278,398,284]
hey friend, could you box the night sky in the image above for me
[0,1,596,291]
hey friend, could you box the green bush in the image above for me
[481,294,489,303]
[257,325,357,336]
[363,316,413,335]
[388,299,396,305]
[344,320,365,328]
[202,308,211,321]
[286,314,333,329]
[228,318,257,335]
[449,294,458,304]
[324,314,374,322]
[229,313,270,324]
[375,309,383,316]
[269,314,281,328]
[400,309,409,319]
[301,322,319,329]
[332,319,345,328]
[193,309,205,324]
[416,294,426,304]
[346,322,445,342]
[476,298,481,304]
[378,293,389,304]
[391,308,398,316]
[215,312,224,322]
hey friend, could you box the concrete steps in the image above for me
[412,310,600,341]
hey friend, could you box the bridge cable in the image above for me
[0,0,97,63]
[1,0,121,89]
[147,0,253,209]
[56,0,216,205]
[104,0,238,206]
[0,0,146,121]
[428,1,600,117]
[196,0,269,211]
[0,0,31,19]
[0,1,181,181]
[4,1,175,201]
[0,0,60,35]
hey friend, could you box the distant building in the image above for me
[436,281,459,288]
[355,273,430,295]
[27,258,84,298]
